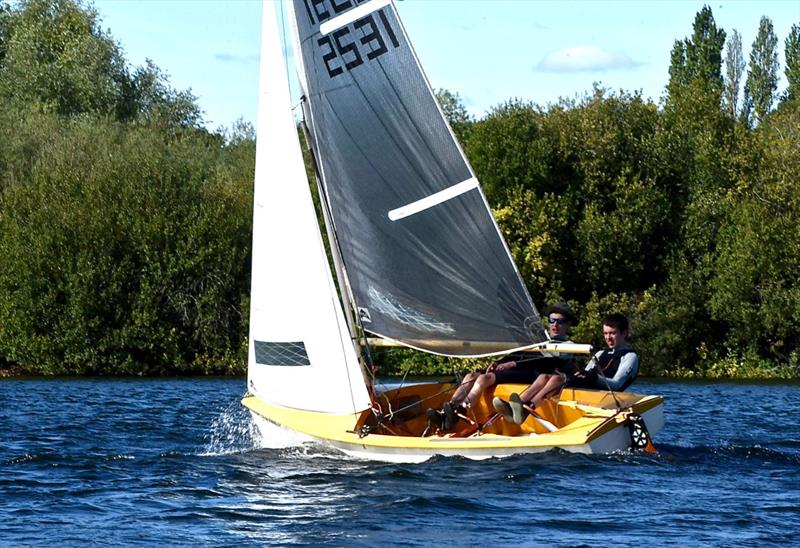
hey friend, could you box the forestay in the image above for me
[291,0,546,356]
[247,1,371,414]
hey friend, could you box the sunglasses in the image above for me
[548,316,570,325]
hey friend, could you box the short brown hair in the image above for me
[602,313,629,332]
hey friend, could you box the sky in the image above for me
[92,0,800,131]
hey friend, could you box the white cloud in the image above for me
[536,45,641,73]
[214,53,259,64]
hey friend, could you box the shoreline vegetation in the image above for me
[0,1,798,381]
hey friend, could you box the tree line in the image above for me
[0,0,798,378]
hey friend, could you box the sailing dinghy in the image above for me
[242,0,664,462]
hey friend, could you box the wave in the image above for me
[200,401,263,456]
[654,442,800,467]
[201,401,324,457]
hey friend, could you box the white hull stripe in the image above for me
[388,177,480,221]
[319,0,393,36]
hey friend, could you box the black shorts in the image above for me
[566,368,599,389]
[491,356,570,385]
[493,361,541,385]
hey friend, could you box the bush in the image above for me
[0,112,253,374]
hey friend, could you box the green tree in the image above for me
[466,99,556,207]
[121,59,202,127]
[723,29,745,118]
[685,5,726,93]
[743,16,779,125]
[0,0,201,128]
[667,5,726,120]
[651,6,740,376]
[543,89,672,298]
[708,103,800,372]
[435,88,472,143]
[785,24,800,103]
[664,6,728,142]
[667,39,688,98]
[0,0,126,116]
[469,89,674,308]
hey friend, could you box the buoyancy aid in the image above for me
[593,348,636,391]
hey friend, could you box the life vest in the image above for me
[594,348,636,391]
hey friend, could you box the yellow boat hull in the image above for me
[242,383,664,463]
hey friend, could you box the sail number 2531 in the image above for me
[302,0,401,79]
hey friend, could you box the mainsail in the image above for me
[290,0,546,356]
[247,0,371,414]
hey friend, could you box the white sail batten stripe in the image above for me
[388,178,479,221]
[319,0,392,35]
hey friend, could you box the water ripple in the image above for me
[1,378,799,546]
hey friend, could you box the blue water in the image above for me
[1,378,798,546]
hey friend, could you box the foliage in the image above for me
[0,0,201,127]
[667,5,726,105]
[117,59,202,128]
[465,99,554,206]
[686,6,727,88]
[0,113,253,374]
[784,24,800,104]
[0,0,252,375]
[435,88,472,143]
[0,3,9,67]
[0,0,125,116]
[477,88,674,305]
[707,103,800,366]
[461,6,797,380]
[723,29,745,119]
[743,16,779,126]
[372,348,487,378]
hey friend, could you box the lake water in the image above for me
[1,377,798,546]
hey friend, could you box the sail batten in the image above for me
[388,177,480,221]
[319,0,392,35]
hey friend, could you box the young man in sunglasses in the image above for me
[426,302,578,431]
[493,313,639,424]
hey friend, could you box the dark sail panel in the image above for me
[292,0,546,355]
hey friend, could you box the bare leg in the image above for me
[449,371,479,407]
[518,374,553,403]
[521,373,566,407]
[460,371,497,408]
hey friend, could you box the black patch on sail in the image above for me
[254,341,311,366]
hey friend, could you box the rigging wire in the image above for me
[591,353,623,410]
